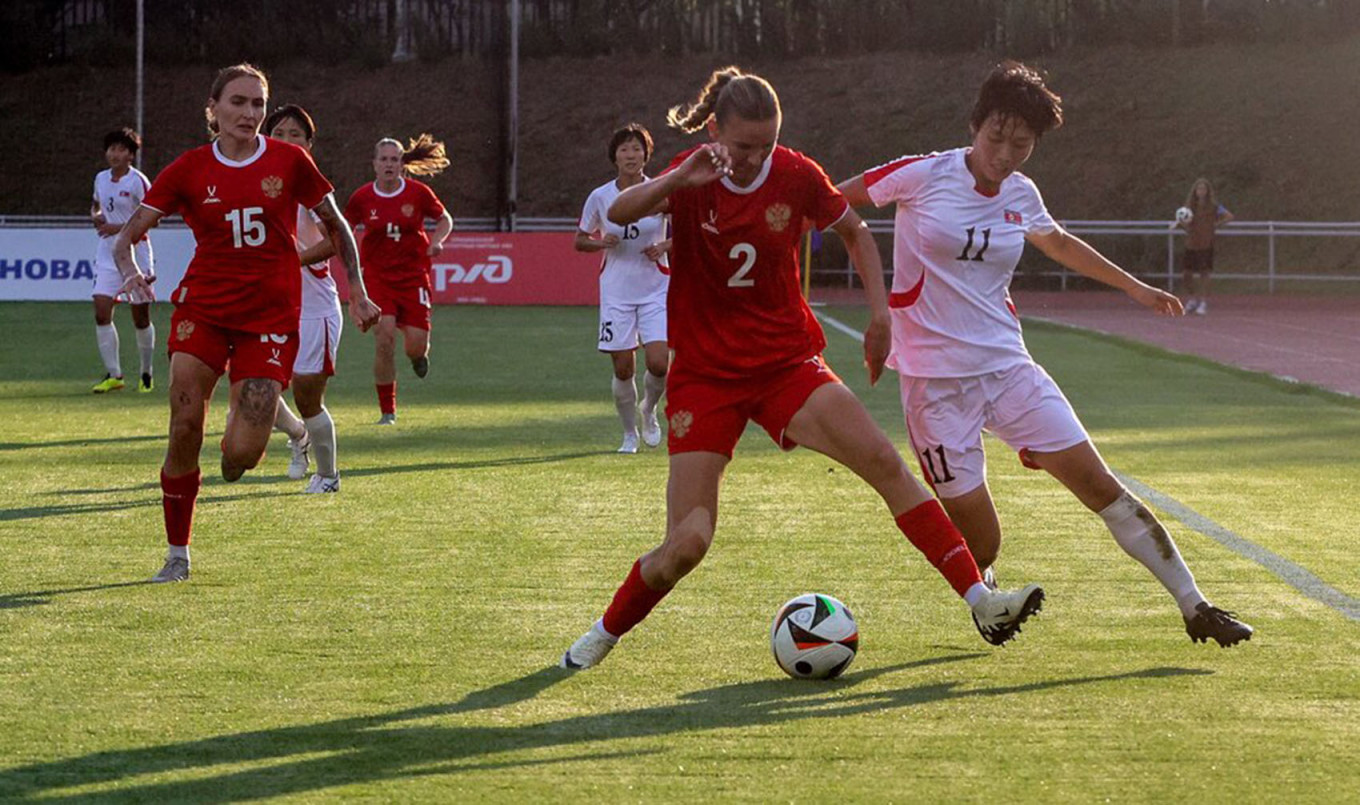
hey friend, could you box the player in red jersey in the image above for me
[560,67,1047,671]
[113,64,381,582]
[344,135,454,425]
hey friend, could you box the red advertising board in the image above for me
[331,232,601,306]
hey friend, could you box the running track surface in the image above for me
[1009,292,1360,398]
[811,288,1360,398]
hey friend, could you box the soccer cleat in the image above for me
[641,407,662,448]
[982,566,998,591]
[412,356,429,378]
[1185,602,1253,647]
[560,620,619,670]
[971,584,1045,646]
[1195,300,1208,316]
[92,374,125,393]
[376,413,397,426]
[287,433,312,480]
[618,431,639,454]
[305,473,340,493]
[151,555,190,583]
[138,373,154,393]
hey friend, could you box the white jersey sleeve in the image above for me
[863,152,943,208]
[578,187,603,234]
[1013,174,1057,236]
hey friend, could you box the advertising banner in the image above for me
[1,229,600,306]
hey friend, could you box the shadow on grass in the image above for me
[0,434,165,452]
[0,658,1212,802]
[42,451,609,498]
[0,580,153,610]
[0,490,298,523]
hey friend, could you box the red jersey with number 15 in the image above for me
[142,136,333,333]
[344,178,447,289]
[664,145,849,379]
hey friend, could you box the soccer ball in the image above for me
[1175,206,1194,225]
[770,593,859,680]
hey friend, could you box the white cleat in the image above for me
[617,431,639,454]
[151,555,190,583]
[376,413,397,426]
[287,433,312,480]
[305,473,340,494]
[971,584,1045,646]
[560,619,619,670]
[640,408,662,448]
[982,566,998,590]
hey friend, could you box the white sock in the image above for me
[274,398,307,441]
[642,371,666,415]
[1100,491,1207,618]
[135,324,155,378]
[304,407,337,478]
[96,323,121,377]
[962,582,988,608]
[168,544,189,561]
[612,376,638,435]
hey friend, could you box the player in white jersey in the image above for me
[263,105,345,492]
[90,128,155,393]
[840,61,1251,648]
[575,124,671,453]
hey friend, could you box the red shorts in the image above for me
[666,355,841,458]
[369,280,432,331]
[168,309,298,387]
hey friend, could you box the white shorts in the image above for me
[900,362,1089,498]
[598,298,667,351]
[91,241,153,299]
[295,313,342,376]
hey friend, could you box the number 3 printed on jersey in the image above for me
[728,242,757,287]
[226,207,266,248]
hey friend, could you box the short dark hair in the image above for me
[103,127,141,155]
[970,61,1063,138]
[264,103,317,142]
[608,123,653,164]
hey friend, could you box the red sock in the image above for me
[377,382,396,415]
[896,500,983,598]
[161,468,201,547]
[601,559,671,638]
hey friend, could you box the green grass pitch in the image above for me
[0,301,1356,802]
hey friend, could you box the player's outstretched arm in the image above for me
[113,206,162,303]
[608,144,732,225]
[1028,225,1184,317]
[314,194,381,332]
[835,174,874,209]
[831,208,891,385]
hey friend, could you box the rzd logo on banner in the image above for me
[433,256,513,291]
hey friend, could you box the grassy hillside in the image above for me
[4,37,1360,229]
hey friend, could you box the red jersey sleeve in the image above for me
[420,183,447,220]
[343,187,365,228]
[291,147,333,211]
[801,153,850,231]
[141,153,192,217]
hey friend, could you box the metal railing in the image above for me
[6,215,1357,291]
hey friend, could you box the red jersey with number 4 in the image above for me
[344,178,447,290]
[142,136,332,333]
[664,145,848,379]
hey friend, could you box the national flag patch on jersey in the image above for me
[1004,209,1023,225]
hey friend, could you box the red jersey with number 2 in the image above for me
[664,145,849,379]
[142,136,332,333]
[344,178,447,290]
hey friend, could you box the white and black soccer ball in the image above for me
[770,593,859,680]
[1175,206,1194,225]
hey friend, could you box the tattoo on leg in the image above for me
[238,379,280,428]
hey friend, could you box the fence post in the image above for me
[1167,229,1175,292]
[1268,221,1276,293]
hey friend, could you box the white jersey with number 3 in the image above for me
[578,178,669,306]
[296,206,341,320]
[92,167,153,265]
[864,147,1057,378]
